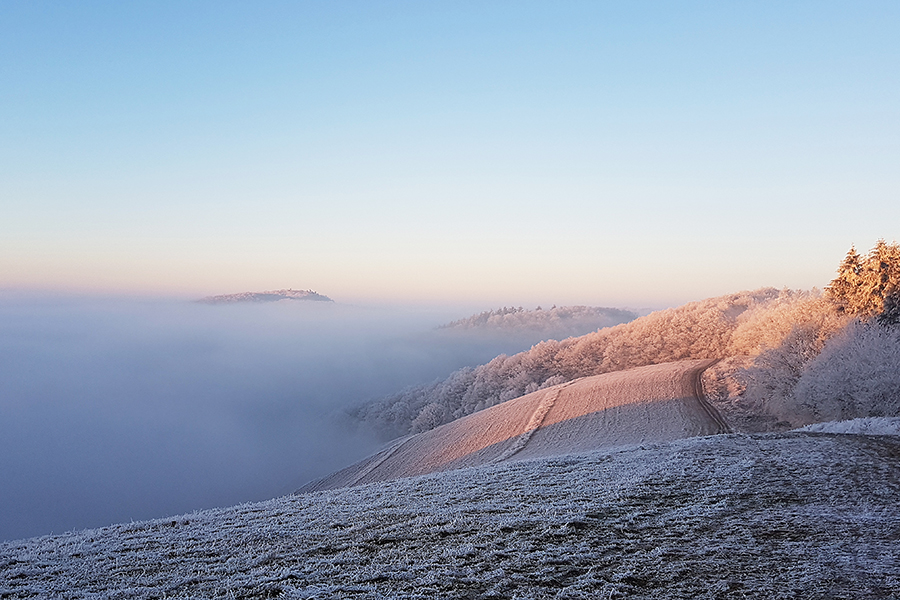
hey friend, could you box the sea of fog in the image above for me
[0,294,559,542]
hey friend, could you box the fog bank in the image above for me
[0,294,561,541]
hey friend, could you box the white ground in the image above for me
[2,432,898,599]
[797,416,900,435]
[304,359,727,492]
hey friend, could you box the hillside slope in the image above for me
[304,359,727,492]
[356,288,835,438]
[2,433,898,599]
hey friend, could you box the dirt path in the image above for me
[301,359,730,492]
[510,358,727,461]
[688,358,732,434]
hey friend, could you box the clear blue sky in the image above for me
[2,1,898,307]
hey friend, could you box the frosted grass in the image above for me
[2,432,898,599]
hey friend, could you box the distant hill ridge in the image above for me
[438,305,637,332]
[198,289,333,304]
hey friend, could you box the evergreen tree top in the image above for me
[826,240,900,321]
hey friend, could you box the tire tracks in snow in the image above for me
[492,381,575,463]
[304,359,733,491]
[691,358,732,434]
[495,359,730,465]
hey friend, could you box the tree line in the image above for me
[352,240,900,439]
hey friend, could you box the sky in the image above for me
[2,1,899,308]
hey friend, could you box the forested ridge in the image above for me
[354,241,900,440]
[438,305,637,335]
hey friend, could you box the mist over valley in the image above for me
[0,293,630,542]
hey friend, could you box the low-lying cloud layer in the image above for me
[0,294,555,541]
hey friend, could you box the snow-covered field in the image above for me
[2,432,898,599]
[305,360,727,492]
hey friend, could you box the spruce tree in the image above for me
[825,246,862,313]
[827,240,900,321]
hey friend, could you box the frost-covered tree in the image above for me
[736,241,900,428]
[825,246,862,312]
[410,403,448,434]
[741,322,835,428]
[826,240,900,320]
[794,320,900,420]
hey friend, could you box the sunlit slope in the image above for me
[304,359,726,492]
[4,433,898,599]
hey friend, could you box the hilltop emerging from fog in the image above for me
[198,289,333,304]
[438,305,637,337]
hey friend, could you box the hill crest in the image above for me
[198,289,333,304]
